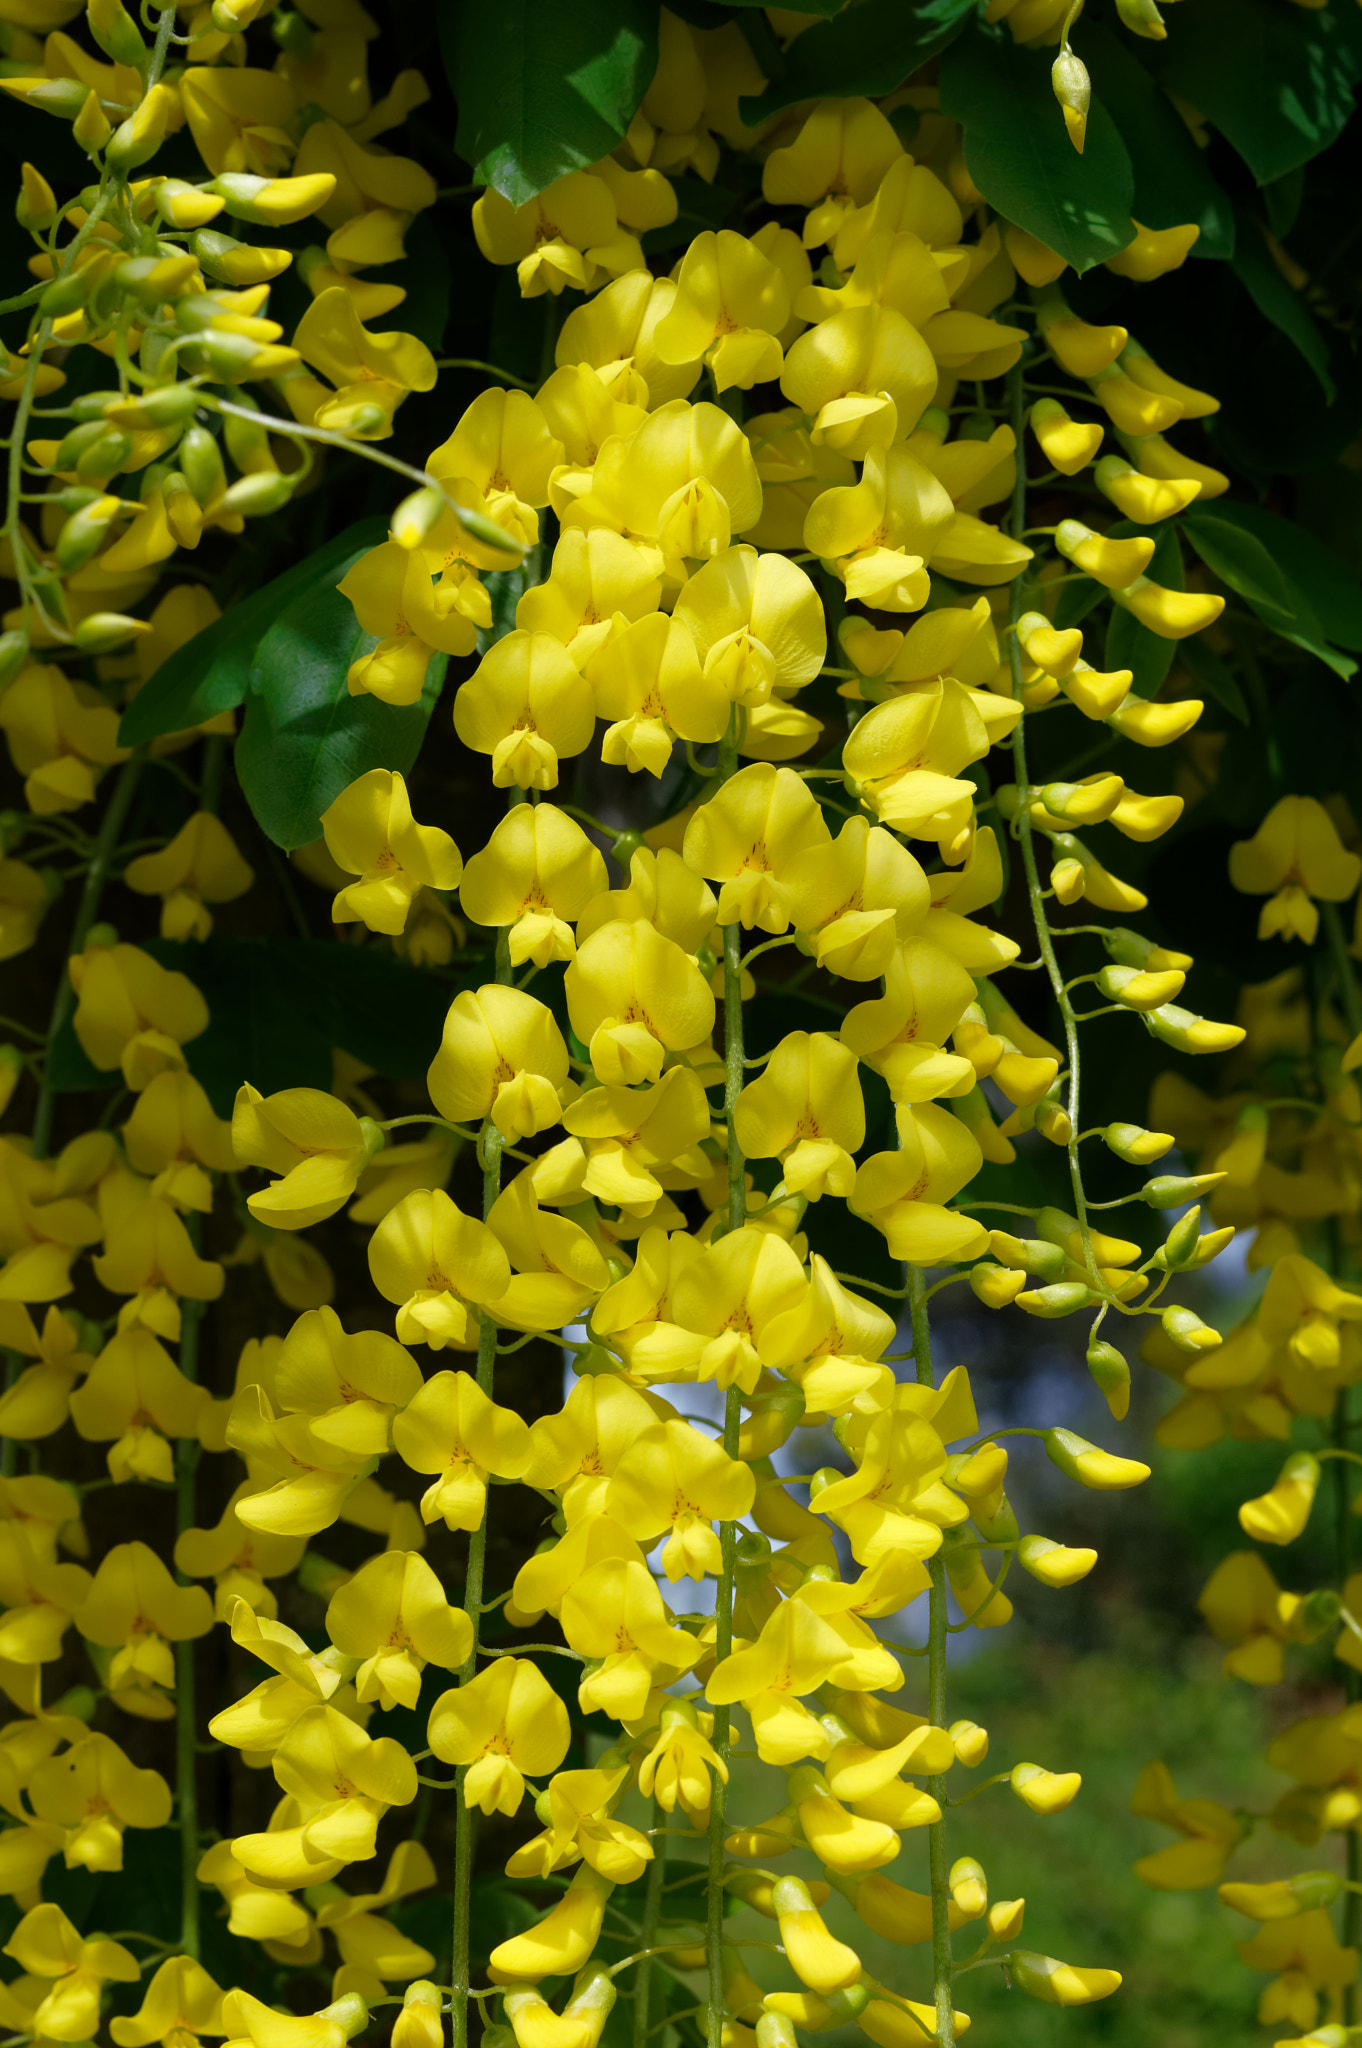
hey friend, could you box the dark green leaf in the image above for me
[137,938,451,1115]
[1053,574,1107,633]
[118,519,387,747]
[1073,27,1233,259]
[384,211,451,352]
[739,0,976,122]
[1263,166,1304,240]
[1178,635,1249,726]
[1179,512,1293,613]
[1105,523,1182,699]
[235,582,446,851]
[1182,507,1357,681]
[1152,0,1362,184]
[724,0,844,13]
[1191,501,1362,652]
[1230,205,1334,400]
[448,0,660,206]
[938,26,1135,274]
[47,1015,109,1094]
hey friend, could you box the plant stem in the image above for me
[174,1268,205,1961]
[1004,362,1101,1287]
[707,709,746,2048]
[633,1797,667,2048]
[450,938,509,2048]
[31,754,144,1160]
[909,1266,954,2048]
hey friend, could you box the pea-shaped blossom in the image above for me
[368,1190,512,1350]
[734,1031,865,1201]
[850,1105,988,1265]
[391,1369,531,1529]
[232,1085,386,1231]
[804,444,953,612]
[69,940,208,1091]
[672,544,826,709]
[427,986,570,1143]
[560,1558,697,1720]
[589,611,728,778]
[565,919,715,1086]
[72,1540,213,1700]
[652,229,790,391]
[122,812,253,941]
[782,304,937,459]
[453,629,596,790]
[606,1418,755,1580]
[1229,795,1362,944]
[108,1956,225,2048]
[458,802,608,967]
[428,1657,569,1814]
[0,1904,139,2042]
[68,1326,209,1484]
[340,540,488,704]
[565,399,762,574]
[784,816,931,982]
[324,1550,472,1709]
[682,763,831,933]
[320,768,462,935]
[517,526,662,671]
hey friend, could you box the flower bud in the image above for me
[1115,0,1167,35]
[1218,1870,1341,1920]
[16,162,57,232]
[107,84,177,173]
[193,230,292,287]
[1298,1587,1341,1636]
[390,484,446,549]
[950,1857,987,1917]
[1140,1171,1224,1207]
[950,1719,988,1766]
[1101,1121,1175,1165]
[19,79,89,121]
[319,1995,368,2041]
[55,494,123,573]
[1009,1952,1121,2005]
[1086,1337,1130,1420]
[1015,1282,1095,1319]
[1018,1534,1097,1587]
[73,88,114,157]
[989,1230,1067,1281]
[1043,1426,1149,1490]
[0,629,29,690]
[1051,47,1090,154]
[1239,1452,1319,1547]
[208,172,338,226]
[180,425,227,508]
[1101,926,1192,973]
[1097,962,1186,1011]
[218,472,295,518]
[71,612,152,654]
[988,1897,1025,1940]
[970,1261,1025,1308]
[1029,397,1103,476]
[88,0,148,66]
[392,1984,443,2048]
[1037,773,1123,824]
[1011,1762,1081,1813]
[156,179,227,230]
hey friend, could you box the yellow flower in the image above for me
[1229,796,1362,944]
[0,858,50,960]
[73,1539,213,1699]
[0,662,127,813]
[605,1417,755,1580]
[232,1085,385,1230]
[428,985,570,1141]
[325,1551,472,1710]
[453,630,597,790]
[473,171,633,297]
[368,1192,514,1351]
[68,1326,208,1484]
[652,229,790,390]
[561,1557,697,1718]
[588,611,729,777]
[428,1657,569,1814]
[458,801,607,966]
[110,1957,225,2048]
[803,445,949,612]
[673,542,826,709]
[121,811,253,940]
[734,1031,864,1200]
[783,305,935,459]
[562,398,762,575]
[683,762,830,933]
[179,67,298,177]
[310,1841,439,1981]
[565,918,715,1085]
[391,1369,532,1526]
[291,288,437,439]
[68,938,208,1090]
[293,117,437,267]
[1,1904,139,2041]
[320,768,462,933]
[339,541,487,704]
[762,98,903,249]
[517,526,661,671]
[849,1108,987,1265]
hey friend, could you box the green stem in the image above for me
[174,1246,205,1961]
[909,1266,954,2048]
[450,933,510,2048]
[31,754,144,1160]
[708,709,746,2048]
[1324,902,1362,1040]
[1003,362,1100,1287]
[633,1797,667,2048]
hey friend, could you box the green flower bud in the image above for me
[1162,1205,1203,1269]
[180,425,227,508]
[218,472,295,518]
[1101,1121,1175,1165]
[1141,1172,1223,1207]
[1086,1338,1130,1420]
[1015,1282,1095,1319]
[0,630,29,690]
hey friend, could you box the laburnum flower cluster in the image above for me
[1128,795,1362,2047]
[0,6,1266,2048]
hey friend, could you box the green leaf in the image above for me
[1105,523,1182,699]
[235,581,446,851]
[1179,512,1293,614]
[739,0,976,122]
[448,0,660,206]
[138,939,451,1116]
[1230,205,1334,401]
[118,519,387,747]
[937,26,1135,274]
[1072,27,1234,259]
[1178,635,1249,726]
[1194,501,1362,653]
[384,211,450,352]
[1152,0,1362,184]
